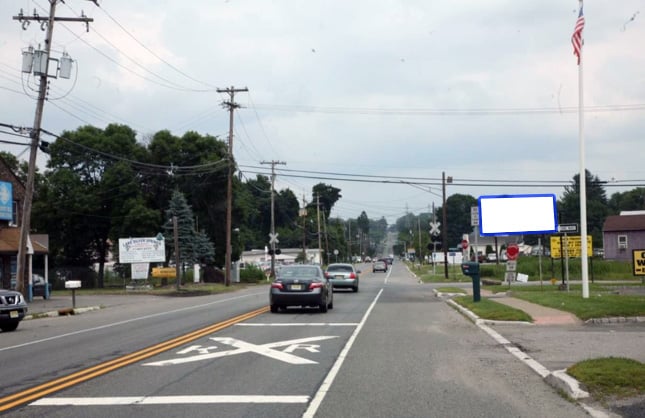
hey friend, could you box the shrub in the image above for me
[240,264,266,283]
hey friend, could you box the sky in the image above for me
[1,0,644,226]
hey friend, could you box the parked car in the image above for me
[0,289,28,332]
[325,263,360,292]
[486,253,497,262]
[32,274,52,299]
[372,260,387,273]
[269,265,333,313]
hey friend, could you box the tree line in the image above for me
[3,124,388,286]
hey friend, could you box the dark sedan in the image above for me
[269,265,333,313]
[0,289,28,332]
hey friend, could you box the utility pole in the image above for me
[13,2,92,299]
[299,194,307,263]
[316,194,322,266]
[217,86,248,286]
[261,160,286,278]
[442,171,452,279]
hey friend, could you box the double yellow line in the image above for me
[0,306,269,412]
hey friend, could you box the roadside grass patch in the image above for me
[437,287,466,294]
[510,291,645,320]
[567,357,645,401]
[453,296,533,322]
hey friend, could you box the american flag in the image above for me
[571,4,585,65]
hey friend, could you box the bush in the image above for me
[240,265,266,283]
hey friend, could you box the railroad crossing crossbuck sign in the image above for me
[429,221,440,236]
[269,233,279,244]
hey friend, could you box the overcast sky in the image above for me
[1,0,644,225]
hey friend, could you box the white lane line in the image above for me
[302,288,384,418]
[0,292,266,352]
[31,395,310,406]
[236,323,359,327]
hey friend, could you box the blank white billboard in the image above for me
[478,194,558,236]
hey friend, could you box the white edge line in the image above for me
[302,288,384,418]
[31,395,310,406]
[1,291,266,352]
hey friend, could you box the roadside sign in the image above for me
[506,260,517,272]
[269,233,279,244]
[633,250,645,276]
[558,223,579,233]
[429,221,440,236]
[461,239,469,250]
[550,235,592,258]
[506,244,520,260]
[470,206,479,227]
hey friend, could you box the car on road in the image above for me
[325,263,360,292]
[0,289,28,332]
[372,260,387,273]
[269,265,333,313]
[486,253,497,262]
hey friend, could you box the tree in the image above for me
[163,190,215,267]
[608,188,645,214]
[441,194,477,249]
[311,183,341,221]
[558,170,609,247]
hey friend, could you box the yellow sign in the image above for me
[151,267,177,278]
[633,250,645,276]
[550,235,592,258]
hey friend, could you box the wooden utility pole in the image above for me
[217,86,247,286]
[260,160,286,278]
[173,216,180,290]
[316,194,322,265]
[12,2,92,298]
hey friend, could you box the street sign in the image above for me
[269,233,279,244]
[470,206,479,227]
[506,260,517,272]
[506,244,520,260]
[429,221,441,236]
[461,239,469,250]
[558,223,579,233]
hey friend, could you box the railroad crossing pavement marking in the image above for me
[143,336,338,366]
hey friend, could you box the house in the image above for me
[0,155,49,299]
[240,248,323,269]
[602,212,645,261]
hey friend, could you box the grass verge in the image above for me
[437,287,467,294]
[567,357,645,402]
[453,296,532,322]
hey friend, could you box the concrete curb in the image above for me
[446,299,590,401]
[25,305,102,320]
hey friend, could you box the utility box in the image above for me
[461,262,481,302]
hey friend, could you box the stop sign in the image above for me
[461,239,469,250]
[506,244,520,260]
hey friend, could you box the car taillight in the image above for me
[271,282,284,289]
[309,282,323,289]
[349,273,356,279]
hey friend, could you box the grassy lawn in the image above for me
[509,290,645,320]
[453,296,532,322]
[568,357,645,402]
[48,282,257,297]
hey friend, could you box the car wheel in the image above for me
[0,321,19,332]
[319,299,328,313]
[328,296,334,309]
[270,304,279,313]
[353,286,359,293]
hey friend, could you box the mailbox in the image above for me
[461,262,480,276]
[65,280,82,289]
[460,262,481,302]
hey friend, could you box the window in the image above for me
[617,235,628,250]
[9,201,17,226]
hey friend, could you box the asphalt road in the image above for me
[1,263,592,417]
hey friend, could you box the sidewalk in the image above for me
[481,289,582,325]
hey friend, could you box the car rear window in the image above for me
[327,265,353,273]
[278,267,320,278]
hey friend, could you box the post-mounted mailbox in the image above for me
[461,262,481,302]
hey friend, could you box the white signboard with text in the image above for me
[119,237,166,263]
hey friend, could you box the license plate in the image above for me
[335,275,344,279]
[9,310,18,319]
[291,284,303,291]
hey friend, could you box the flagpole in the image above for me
[578,0,589,299]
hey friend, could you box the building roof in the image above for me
[603,214,645,232]
[0,227,48,254]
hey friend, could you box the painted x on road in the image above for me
[143,336,338,366]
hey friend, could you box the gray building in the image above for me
[602,213,645,261]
